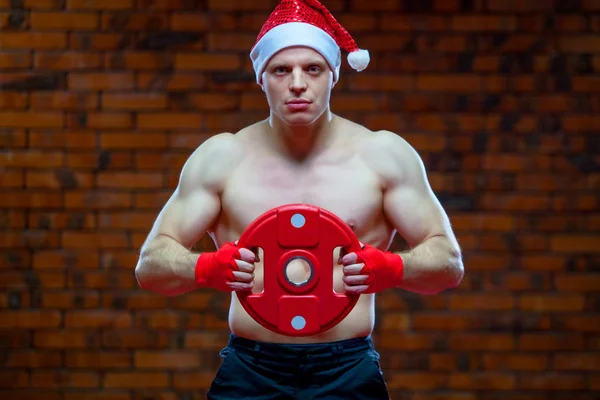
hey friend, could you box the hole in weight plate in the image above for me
[291,213,305,228]
[284,257,313,287]
[291,316,306,330]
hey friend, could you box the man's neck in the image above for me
[266,110,337,162]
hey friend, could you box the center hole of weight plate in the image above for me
[284,256,313,287]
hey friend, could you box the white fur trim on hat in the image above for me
[250,22,341,84]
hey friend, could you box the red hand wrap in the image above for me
[355,244,404,294]
[194,242,240,292]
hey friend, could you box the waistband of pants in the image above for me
[226,333,374,361]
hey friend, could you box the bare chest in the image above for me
[218,153,385,240]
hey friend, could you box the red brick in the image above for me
[0,112,64,128]
[104,372,168,388]
[67,0,134,9]
[65,351,131,368]
[449,294,515,310]
[4,351,62,368]
[39,99,96,115]
[37,290,100,308]
[0,32,66,48]
[30,12,98,29]
[554,353,600,371]
[31,371,99,388]
[0,370,29,388]
[64,393,130,400]
[449,334,514,351]
[61,231,128,249]
[65,310,132,328]
[67,270,135,289]
[175,53,241,70]
[135,152,188,170]
[482,353,549,371]
[172,372,219,389]
[0,191,63,209]
[383,372,447,390]
[137,113,203,130]
[0,310,62,328]
[29,131,97,149]
[34,331,101,348]
[69,33,124,50]
[101,291,168,309]
[101,132,167,148]
[102,93,167,110]
[171,12,236,31]
[551,235,600,253]
[519,334,586,351]
[207,0,278,11]
[554,274,600,292]
[379,312,411,330]
[561,316,600,332]
[134,351,202,369]
[24,0,65,7]
[518,373,587,390]
[412,313,486,331]
[448,372,515,390]
[69,73,135,90]
[137,73,207,90]
[185,331,228,349]
[102,330,169,349]
[34,52,103,70]
[207,33,256,51]
[64,191,132,209]
[26,171,94,189]
[487,0,553,11]
[0,52,31,68]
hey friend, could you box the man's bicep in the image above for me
[381,137,455,248]
[384,181,451,248]
[142,137,229,251]
[149,185,220,249]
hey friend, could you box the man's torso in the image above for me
[207,116,397,343]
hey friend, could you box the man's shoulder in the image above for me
[180,131,247,189]
[354,128,425,186]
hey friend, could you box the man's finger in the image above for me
[343,274,369,285]
[341,252,358,265]
[227,281,254,291]
[344,284,367,294]
[235,259,255,273]
[238,248,257,263]
[232,270,254,282]
[343,263,365,275]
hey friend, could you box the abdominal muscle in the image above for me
[226,247,376,344]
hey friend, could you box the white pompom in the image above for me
[347,49,370,72]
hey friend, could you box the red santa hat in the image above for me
[250,0,370,84]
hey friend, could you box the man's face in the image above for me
[261,47,335,126]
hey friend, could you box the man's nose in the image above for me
[289,69,307,93]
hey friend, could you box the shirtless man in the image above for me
[135,1,463,399]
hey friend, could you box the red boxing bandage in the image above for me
[355,244,404,294]
[195,242,240,292]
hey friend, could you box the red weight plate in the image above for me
[236,204,362,336]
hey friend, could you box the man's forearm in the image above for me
[396,235,463,295]
[135,235,200,296]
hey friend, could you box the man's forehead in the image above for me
[268,47,327,65]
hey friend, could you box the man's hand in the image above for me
[229,246,257,291]
[341,244,404,295]
[195,242,257,292]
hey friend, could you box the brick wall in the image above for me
[1,0,598,398]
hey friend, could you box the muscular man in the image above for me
[135,1,463,398]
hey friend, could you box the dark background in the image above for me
[1,0,599,399]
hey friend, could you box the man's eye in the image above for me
[309,66,321,72]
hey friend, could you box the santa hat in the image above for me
[250,0,370,84]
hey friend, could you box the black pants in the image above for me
[207,334,390,400]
